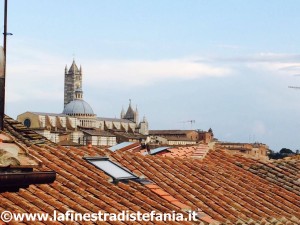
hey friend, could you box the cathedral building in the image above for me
[17,60,149,146]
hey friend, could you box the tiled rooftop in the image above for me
[114,131,146,140]
[109,149,300,224]
[4,115,54,147]
[161,144,210,159]
[82,129,116,137]
[0,116,299,224]
[0,127,55,193]
[149,130,194,135]
[0,144,197,224]
[0,133,41,168]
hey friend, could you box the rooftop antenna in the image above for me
[0,0,12,130]
[179,120,195,129]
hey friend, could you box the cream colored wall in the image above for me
[105,121,113,129]
[17,112,41,129]
[84,135,116,146]
[95,120,104,129]
[113,122,121,129]
[168,140,197,146]
[139,122,149,135]
[150,136,168,145]
[121,122,128,132]
[71,131,84,143]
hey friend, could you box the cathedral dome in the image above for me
[63,99,95,116]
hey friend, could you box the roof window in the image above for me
[83,157,138,182]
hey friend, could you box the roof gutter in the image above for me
[0,171,56,192]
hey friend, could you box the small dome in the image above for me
[63,99,94,116]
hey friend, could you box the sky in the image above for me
[1,0,300,151]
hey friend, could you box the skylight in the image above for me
[150,146,170,155]
[108,142,134,152]
[84,157,138,181]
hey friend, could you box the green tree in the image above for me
[279,148,294,154]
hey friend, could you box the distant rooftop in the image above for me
[82,129,115,137]
[29,112,69,117]
[149,130,196,135]
[97,117,132,123]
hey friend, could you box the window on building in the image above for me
[83,157,138,181]
[24,119,31,128]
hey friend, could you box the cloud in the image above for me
[196,52,300,77]
[247,61,300,77]
[210,53,300,64]
[83,59,232,87]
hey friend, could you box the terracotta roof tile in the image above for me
[160,144,210,159]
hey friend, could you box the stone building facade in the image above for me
[149,129,213,146]
[215,142,269,161]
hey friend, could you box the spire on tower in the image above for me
[69,59,79,73]
[135,105,139,123]
[72,59,76,72]
[120,106,125,119]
